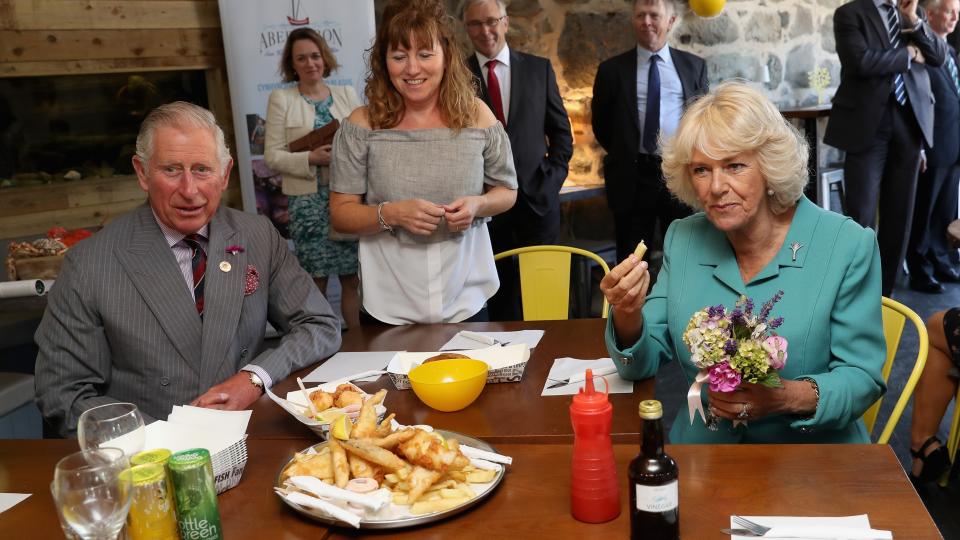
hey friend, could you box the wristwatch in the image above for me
[247,371,264,391]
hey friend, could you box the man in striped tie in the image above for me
[826,0,947,297]
[35,102,342,436]
[906,0,960,293]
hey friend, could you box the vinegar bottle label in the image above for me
[634,480,678,512]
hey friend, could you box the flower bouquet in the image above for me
[682,291,788,428]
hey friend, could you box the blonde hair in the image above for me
[365,0,477,130]
[661,81,808,215]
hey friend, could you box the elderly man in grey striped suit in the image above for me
[34,102,342,437]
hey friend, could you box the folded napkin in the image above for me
[280,490,361,528]
[388,343,530,375]
[287,476,387,511]
[730,515,892,540]
[301,351,397,383]
[0,493,30,514]
[439,330,544,351]
[541,358,633,396]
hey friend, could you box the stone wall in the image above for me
[374,0,846,184]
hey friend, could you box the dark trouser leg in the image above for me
[487,200,562,322]
[906,166,943,281]
[614,157,666,263]
[842,100,921,296]
[930,163,960,273]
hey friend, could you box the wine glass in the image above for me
[77,403,145,457]
[51,447,132,540]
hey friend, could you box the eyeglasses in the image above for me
[465,16,505,31]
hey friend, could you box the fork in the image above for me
[732,516,770,536]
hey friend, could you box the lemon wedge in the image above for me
[330,414,352,440]
[315,409,343,423]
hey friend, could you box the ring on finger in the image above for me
[737,402,750,419]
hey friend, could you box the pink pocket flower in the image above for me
[708,361,742,392]
[244,264,260,296]
[762,335,789,370]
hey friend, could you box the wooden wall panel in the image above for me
[0,28,223,62]
[0,1,220,30]
[0,55,220,77]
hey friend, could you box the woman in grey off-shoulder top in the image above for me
[329,0,517,325]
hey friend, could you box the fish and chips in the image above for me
[280,388,505,519]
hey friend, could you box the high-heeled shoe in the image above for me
[909,436,951,485]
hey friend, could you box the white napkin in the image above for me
[301,352,397,383]
[730,515,892,539]
[541,358,633,396]
[115,406,250,456]
[287,476,386,511]
[439,330,544,351]
[387,343,530,375]
[280,490,362,528]
[0,493,30,514]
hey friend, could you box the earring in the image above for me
[767,189,774,196]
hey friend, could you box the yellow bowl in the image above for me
[408,359,488,412]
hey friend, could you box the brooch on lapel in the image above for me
[226,245,245,255]
[244,264,260,296]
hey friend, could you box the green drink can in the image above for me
[168,448,223,540]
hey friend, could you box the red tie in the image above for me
[486,60,506,126]
[183,234,206,316]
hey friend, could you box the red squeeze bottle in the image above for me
[569,368,621,523]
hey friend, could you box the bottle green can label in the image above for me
[168,448,223,540]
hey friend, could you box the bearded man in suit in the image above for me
[35,102,342,437]
[592,0,708,266]
[463,0,573,321]
[825,0,946,296]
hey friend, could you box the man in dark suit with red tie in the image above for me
[906,0,960,292]
[591,0,707,265]
[825,0,946,296]
[463,0,573,321]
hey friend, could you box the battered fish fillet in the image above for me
[328,438,350,488]
[347,452,383,482]
[308,390,333,412]
[396,430,470,472]
[360,428,417,450]
[340,439,409,472]
[406,465,442,504]
[351,389,388,439]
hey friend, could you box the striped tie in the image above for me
[948,54,960,94]
[183,234,206,316]
[883,3,907,106]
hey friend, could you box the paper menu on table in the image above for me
[301,351,397,383]
[387,343,530,374]
[728,515,891,540]
[541,357,633,396]
[439,330,544,351]
[0,493,30,514]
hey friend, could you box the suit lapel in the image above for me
[671,47,696,102]
[468,55,490,104]
[864,0,892,47]
[620,49,640,132]
[115,204,202,374]
[508,50,523,131]
[199,207,245,386]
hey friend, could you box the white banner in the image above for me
[217,0,375,235]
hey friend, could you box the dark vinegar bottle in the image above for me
[628,399,679,540]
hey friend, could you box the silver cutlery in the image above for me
[720,529,762,537]
[546,365,619,389]
[732,516,771,536]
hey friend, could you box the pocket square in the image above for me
[244,264,260,296]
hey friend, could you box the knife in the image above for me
[459,331,500,346]
[546,364,619,389]
[719,529,761,537]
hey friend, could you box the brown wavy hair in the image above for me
[280,28,340,82]
[365,0,478,130]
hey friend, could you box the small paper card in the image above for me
[301,351,397,383]
[0,493,30,514]
[541,357,633,396]
[439,330,544,351]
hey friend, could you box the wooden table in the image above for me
[249,319,656,443]
[0,439,940,539]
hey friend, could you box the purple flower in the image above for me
[744,298,754,317]
[730,309,745,326]
[724,339,738,356]
[708,305,725,319]
[769,317,783,329]
[709,362,742,392]
[759,290,784,321]
[226,245,245,255]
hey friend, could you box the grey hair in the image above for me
[461,0,506,20]
[920,0,945,9]
[661,81,808,215]
[634,0,678,15]
[135,101,231,170]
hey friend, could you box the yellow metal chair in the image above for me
[864,296,928,445]
[493,245,611,321]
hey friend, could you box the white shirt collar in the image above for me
[637,43,673,65]
[476,43,511,69]
[152,209,209,248]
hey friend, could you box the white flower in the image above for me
[751,323,767,340]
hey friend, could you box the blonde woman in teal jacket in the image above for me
[601,82,886,444]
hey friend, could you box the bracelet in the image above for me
[795,376,820,422]
[376,202,394,234]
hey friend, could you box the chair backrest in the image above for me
[866,296,928,444]
[493,245,611,321]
